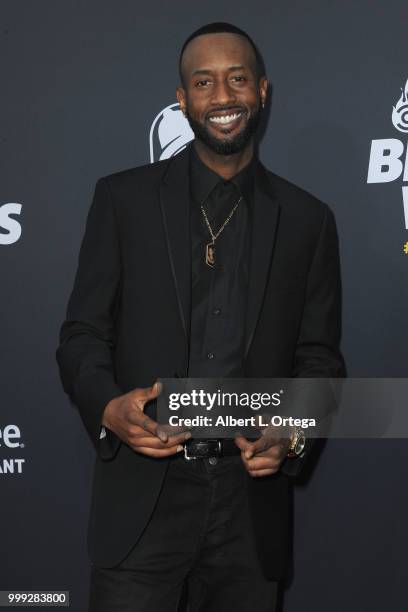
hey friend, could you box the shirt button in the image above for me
[208,457,218,465]
[207,352,215,360]
[212,308,221,316]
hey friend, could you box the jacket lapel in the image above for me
[244,161,280,358]
[159,144,192,342]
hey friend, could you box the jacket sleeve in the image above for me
[56,177,124,460]
[280,204,346,478]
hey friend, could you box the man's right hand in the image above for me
[102,381,190,457]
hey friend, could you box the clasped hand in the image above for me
[102,382,191,457]
[234,419,292,477]
[103,384,292,474]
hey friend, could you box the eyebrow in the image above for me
[191,64,246,77]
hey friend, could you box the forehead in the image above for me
[181,32,256,78]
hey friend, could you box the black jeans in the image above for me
[89,452,278,612]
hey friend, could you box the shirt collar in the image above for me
[189,140,255,205]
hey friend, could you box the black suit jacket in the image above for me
[56,141,345,580]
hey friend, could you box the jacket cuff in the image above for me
[73,372,123,459]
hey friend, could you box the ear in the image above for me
[176,87,187,116]
[259,76,268,108]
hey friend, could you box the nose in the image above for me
[211,78,236,107]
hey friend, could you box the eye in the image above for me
[196,79,211,87]
[232,75,246,82]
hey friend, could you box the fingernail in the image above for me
[185,432,192,440]
[177,445,184,452]
[158,432,167,442]
[245,451,253,459]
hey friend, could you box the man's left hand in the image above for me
[234,429,292,477]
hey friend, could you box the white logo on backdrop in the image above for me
[392,79,408,134]
[149,103,194,162]
[367,79,408,229]
[0,203,22,245]
[0,424,25,475]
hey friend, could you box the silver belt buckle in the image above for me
[184,439,222,461]
[213,439,222,456]
[184,444,197,461]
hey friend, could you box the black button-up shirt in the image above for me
[187,142,255,377]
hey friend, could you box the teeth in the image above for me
[209,112,241,124]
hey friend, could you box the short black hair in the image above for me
[178,22,265,86]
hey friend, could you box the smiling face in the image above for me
[177,32,267,155]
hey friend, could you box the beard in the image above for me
[185,105,262,155]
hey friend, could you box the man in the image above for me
[56,22,345,612]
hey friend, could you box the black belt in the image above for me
[183,438,241,460]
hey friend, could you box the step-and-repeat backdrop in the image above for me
[1,1,407,610]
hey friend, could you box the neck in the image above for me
[193,140,254,180]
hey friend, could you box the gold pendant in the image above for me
[205,242,216,267]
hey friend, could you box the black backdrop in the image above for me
[1,1,407,610]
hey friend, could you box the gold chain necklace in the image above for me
[200,195,242,267]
